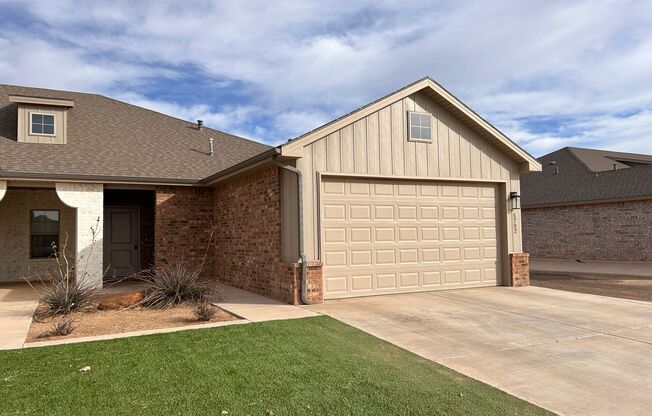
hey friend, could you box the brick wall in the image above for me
[213,165,288,300]
[510,253,529,287]
[523,199,652,261]
[280,261,324,304]
[0,188,76,282]
[154,186,215,278]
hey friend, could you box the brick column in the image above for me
[55,182,104,288]
[0,181,6,202]
[510,252,530,287]
[281,261,323,305]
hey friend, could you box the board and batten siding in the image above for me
[16,104,68,144]
[291,91,522,274]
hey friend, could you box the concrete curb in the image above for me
[22,319,249,349]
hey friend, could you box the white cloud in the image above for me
[0,0,651,152]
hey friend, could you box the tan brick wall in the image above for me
[523,199,652,261]
[154,186,216,279]
[0,188,76,282]
[510,252,529,287]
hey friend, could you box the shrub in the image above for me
[193,297,217,321]
[38,317,76,338]
[137,262,210,309]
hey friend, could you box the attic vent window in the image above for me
[408,111,432,142]
[30,113,55,135]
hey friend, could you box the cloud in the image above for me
[0,0,651,153]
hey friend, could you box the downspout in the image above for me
[272,154,311,305]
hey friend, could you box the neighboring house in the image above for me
[522,147,652,262]
[0,77,541,304]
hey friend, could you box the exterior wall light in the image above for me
[509,192,521,210]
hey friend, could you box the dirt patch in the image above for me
[531,273,652,302]
[27,303,238,343]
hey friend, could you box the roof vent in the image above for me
[197,119,204,131]
[208,137,214,156]
[613,163,617,171]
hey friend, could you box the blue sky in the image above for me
[1,0,651,156]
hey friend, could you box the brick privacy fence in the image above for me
[523,199,652,262]
[154,186,216,279]
[510,253,529,287]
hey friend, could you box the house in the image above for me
[0,77,541,304]
[521,147,652,262]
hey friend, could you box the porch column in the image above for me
[0,181,6,202]
[55,183,104,288]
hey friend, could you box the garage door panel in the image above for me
[322,178,501,299]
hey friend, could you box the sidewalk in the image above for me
[530,258,652,278]
[214,283,320,322]
[0,283,39,350]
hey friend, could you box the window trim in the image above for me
[407,111,433,143]
[28,112,56,136]
[29,209,60,260]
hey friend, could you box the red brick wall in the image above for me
[280,261,324,304]
[510,253,529,287]
[154,186,215,278]
[523,199,652,261]
[213,165,291,301]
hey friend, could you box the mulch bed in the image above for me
[27,293,238,343]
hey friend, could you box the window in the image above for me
[30,113,55,135]
[408,112,432,142]
[30,210,60,259]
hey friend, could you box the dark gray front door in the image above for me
[104,207,139,278]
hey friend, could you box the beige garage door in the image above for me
[320,177,501,299]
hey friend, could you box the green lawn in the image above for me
[0,316,550,415]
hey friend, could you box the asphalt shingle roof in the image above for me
[521,147,652,207]
[0,85,271,184]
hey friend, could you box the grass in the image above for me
[0,316,551,415]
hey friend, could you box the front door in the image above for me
[104,207,139,279]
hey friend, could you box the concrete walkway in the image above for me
[0,283,39,350]
[308,286,652,416]
[531,257,652,278]
[214,283,319,322]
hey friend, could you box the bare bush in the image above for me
[27,218,101,318]
[37,317,76,338]
[193,296,217,321]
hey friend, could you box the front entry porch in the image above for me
[0,181,156,288]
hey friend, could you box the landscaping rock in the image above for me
[97,292,143,310]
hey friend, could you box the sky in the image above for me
[1,0,651,156]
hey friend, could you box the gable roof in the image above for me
[0,84,271,184]
[521,147,652,207]
[280,77,541,172]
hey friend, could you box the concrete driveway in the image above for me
[308,286,652,416]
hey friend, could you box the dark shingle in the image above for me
[521,147,652,207]
[0,85,271,183]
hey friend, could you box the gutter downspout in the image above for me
[272,154,311,305]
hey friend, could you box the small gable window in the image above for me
[30,113,55,135]
[408,112,432,142]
